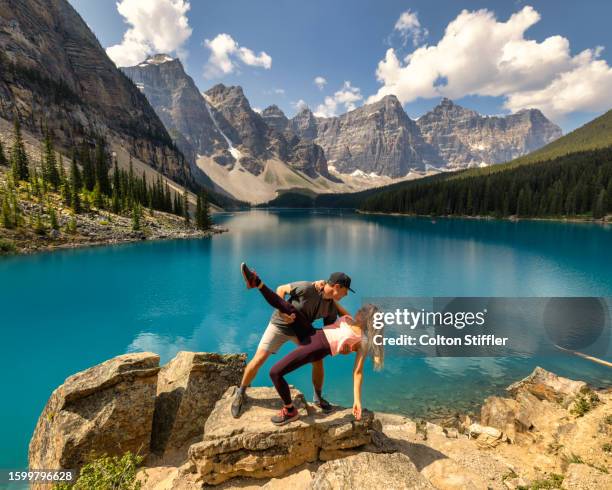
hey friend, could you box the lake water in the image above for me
[1,210,611,469]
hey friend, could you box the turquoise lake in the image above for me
[1,209,611,469]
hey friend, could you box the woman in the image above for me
[240,263,384,425]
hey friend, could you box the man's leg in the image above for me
[240,348,271,390]
[231,323,297,418]
[311,359,333,413]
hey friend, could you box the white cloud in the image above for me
[106,0,192,67]
[274,88,285,95]
[204,33,272,78]
[315,81,363,117]
[394,10,428,47]
[293,99,309,112]
[369,6,612,120]
[314,76,327,90]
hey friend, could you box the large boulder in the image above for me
[311,452,434,489]
[150,351,246,463]
[184,386,377,485]
[507,367,586,405]
[29,352,160,472]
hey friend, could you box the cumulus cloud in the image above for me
[394,10,428,47]
[369,6,612,119]
[204,33,272,78]
[293,99,309,112]
[314,76,327,90]
[106,0,192,67]
[314,81,363,117]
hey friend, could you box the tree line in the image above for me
[0,116,212,232]
[361,148,612,219]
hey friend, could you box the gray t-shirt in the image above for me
[270,281,339,335]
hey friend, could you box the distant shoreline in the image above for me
[356,209,611,225]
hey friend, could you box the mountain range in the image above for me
[123,54,562,203]
[0,0,564,207]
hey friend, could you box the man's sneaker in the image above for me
[314,397,334,414]
[231,388,246,418]
[271,405,299,425]
[240,262,261,289]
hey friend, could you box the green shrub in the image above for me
[517,473,564,489]
[52,452,143,490]
[0,238,16,254]
[570,389,600,417]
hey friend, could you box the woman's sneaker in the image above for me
[240,262,261,289]
[271,405,299,425]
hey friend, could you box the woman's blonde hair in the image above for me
[351,303,384,371]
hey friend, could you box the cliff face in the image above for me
[0,0,193,186]
[309,95,440,177]
[416,98,563,168]
[122,55,231,165]
[290,97,562,177]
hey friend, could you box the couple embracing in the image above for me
[231,263,384,425]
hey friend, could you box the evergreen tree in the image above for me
[182,188,190,225]
[131,201,141,231]
[0,139,7,166]
[49,206,59,230]
[195,191,212,230]
[81,144,95,191]
[43,131,60,190]
[593,189,607,219]
[1,192,13,229]
[94,139,111,195]
[70,157,82,213]
[10,117,29,181]
[93,182,104,209]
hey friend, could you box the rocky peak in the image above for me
[261,104,289,132]
[312,96,439,176]
[416,101,562,168]
[290,107,319,140]
[121,55,233,173]
[138,53,176,66]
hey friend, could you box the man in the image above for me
[231,271,354,418]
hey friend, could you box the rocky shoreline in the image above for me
[28,352,611,489]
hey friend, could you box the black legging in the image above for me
[258,284,316,340]
[257,284,331,405]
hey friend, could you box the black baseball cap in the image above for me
[328,272,355,293]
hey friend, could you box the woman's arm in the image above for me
[335,301,350,317]
[352,349,366,420]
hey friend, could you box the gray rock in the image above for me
[28,352,160,472]
[150,351,246,463]
[416,98,562,169]
[185,386,376,485]
[308,95,439,177]
[311,452,435,489]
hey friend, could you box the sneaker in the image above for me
[231,388,246,418]
[271,405,299,425]
[240,262,261,289]
[314,397,334,414]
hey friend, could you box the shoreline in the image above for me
[0,226,227,257]
[357,208,612,225]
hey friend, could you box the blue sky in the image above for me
[69,1,612,133]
